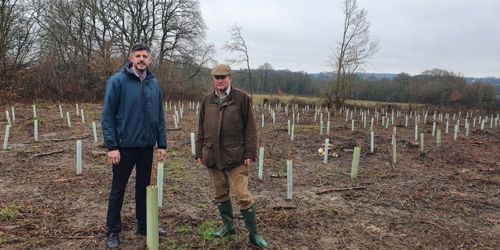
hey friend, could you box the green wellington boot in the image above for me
[212,200,236,238]
[241,204,268,248]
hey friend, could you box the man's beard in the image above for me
[135,63,147,72]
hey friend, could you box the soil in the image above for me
[0,103,499,249]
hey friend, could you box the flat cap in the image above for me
[211,64,232,76]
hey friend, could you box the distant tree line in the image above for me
[230,66,324,97]
[349,69,498,109]
[231,67,497,109]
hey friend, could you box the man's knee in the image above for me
[213,189,231,204]
[235,197,254,210]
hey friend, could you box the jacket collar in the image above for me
[122,62,155,80]
[210,86,235,106]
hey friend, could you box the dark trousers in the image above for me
[106,147,153,234]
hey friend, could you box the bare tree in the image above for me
[157,0,205,63]
[182,43,215,81]
[2,0,209,101]
[105,0,162,58]
[257,62,273,94]
[330,0,379,107]
[223,24,253,99]
[155,0,207,87]
[0,0,36,88]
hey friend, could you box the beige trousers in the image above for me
[207,164,254,210]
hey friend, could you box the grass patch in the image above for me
[0,235,11,245]
[0,204,22,221]
[253,94,322,106]
[345,99,427,110]
[32,118,44,126]
[167,150,190,182]
[169,184,181,193]
[169,149,179,157]
[196,202,210,209]
[195,219,233,248]
[163,239,183,250]
[294,124,319,133]
[175,224,192,235]
[196,219,217,241]
[168,162,187,180]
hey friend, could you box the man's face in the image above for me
[213,75,231,93]
[129,50,151,73]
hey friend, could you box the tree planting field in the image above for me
[0,102,499,249]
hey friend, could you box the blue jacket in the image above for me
[102,63,167,151]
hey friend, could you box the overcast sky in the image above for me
[199,0,500,77]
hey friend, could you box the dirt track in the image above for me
[1,103,499,249]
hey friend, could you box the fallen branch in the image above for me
[272,205,297,210]
[49,176,84,183]
[167,127,182,131]
[29,149,66,159]
[45,235,96,239]
[91,150,107,156]
[406,141,419,148]
[269,173,286,178]
[375,189,382,201]
[316,186,366,195]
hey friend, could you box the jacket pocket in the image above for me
[202,143,215,167]
[222,143,245,166]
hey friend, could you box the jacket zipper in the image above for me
[216,104,224,167]
[141,77,147,147]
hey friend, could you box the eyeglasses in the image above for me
[214,75,228,80]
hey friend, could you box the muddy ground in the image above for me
[0,102,499,249]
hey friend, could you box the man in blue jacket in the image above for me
[101,43,167,249]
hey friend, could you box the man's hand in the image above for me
[107,150,120,165]
[244,159,252,166]
[157,149,167,161]
[196,158,203,165]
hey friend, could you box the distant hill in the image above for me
[313,72,500,82]
[464,77,500,85]
[358,73,398,80]
[310,72,398,80]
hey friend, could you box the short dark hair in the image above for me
[129,43,151,56]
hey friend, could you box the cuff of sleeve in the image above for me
[108,146,119,151]
[158,145,167,149]
[244,155,256,161]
